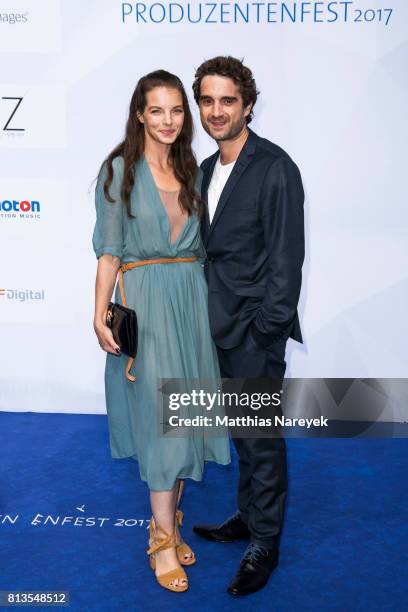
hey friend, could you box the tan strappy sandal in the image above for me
[150,514,196,566]
[175,510,196,566]
[147,518,188,592]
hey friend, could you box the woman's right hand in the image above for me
[94,320,121,355]
[94,254,122,355]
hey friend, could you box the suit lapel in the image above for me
[201,152,219,244]
[206,129,257,245]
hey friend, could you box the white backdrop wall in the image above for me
[0,0,407,413]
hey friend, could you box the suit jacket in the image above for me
[200,128,305,350]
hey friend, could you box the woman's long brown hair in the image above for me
[99,70,203,218]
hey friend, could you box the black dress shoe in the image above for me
[227,543,279,596]
[193,512,250,543]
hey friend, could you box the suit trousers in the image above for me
[216,333,288,552]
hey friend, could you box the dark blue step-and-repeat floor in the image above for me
[1,411,407,611]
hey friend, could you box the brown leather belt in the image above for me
[116,256,198,382]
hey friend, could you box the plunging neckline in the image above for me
[143,156,190,247]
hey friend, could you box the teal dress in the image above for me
[92,155,231,491]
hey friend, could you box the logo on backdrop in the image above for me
[0,199,41,219]
[0,506,149,529]
[0,12,29,25]
[0,86,66,148]
[1,96,25,134]
[120,1,394,26]
[0,1,60,53]
[0,288,45,302]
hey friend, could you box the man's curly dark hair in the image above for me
[192,56,259,124]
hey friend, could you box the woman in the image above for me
[92,70,230,592]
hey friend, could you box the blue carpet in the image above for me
[0,411,407,611]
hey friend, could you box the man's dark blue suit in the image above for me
[200,127,305,550]
[201,127,304,351]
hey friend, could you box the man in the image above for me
[192,56,305,596]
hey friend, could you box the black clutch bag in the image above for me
[106,302,138,358]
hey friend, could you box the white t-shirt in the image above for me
[207,157,236,223]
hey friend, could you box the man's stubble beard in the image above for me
[203,116,247,143]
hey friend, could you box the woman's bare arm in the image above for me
[93,254,122,354]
